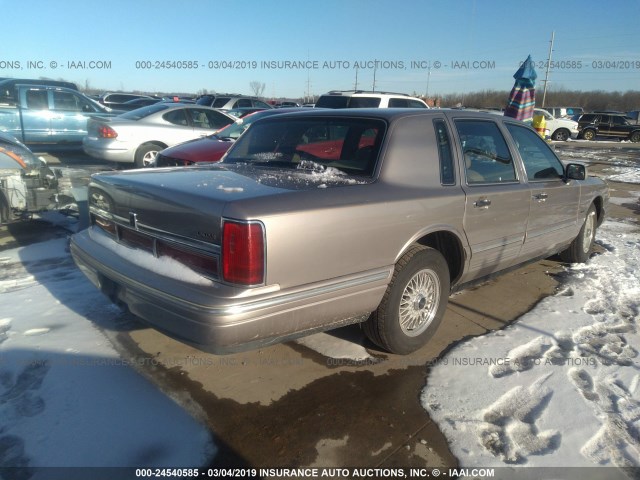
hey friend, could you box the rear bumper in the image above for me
[70,228,390,353]
[82,137,134,163]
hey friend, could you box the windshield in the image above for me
[120,103,171,120]
[224,117,385,177]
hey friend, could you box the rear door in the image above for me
[49,89,100,142]
[504,122,579,258]
[453,118,530,279]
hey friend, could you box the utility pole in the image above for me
[354,67,359,90]
[541,30,555,108]
[425,66,431,99]
[372,64,377,91]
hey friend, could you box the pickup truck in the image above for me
[70,109,609,355]
[0,84,117,145]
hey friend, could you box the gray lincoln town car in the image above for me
[70,109,608,354]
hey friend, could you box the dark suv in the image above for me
[578,113,640,142]
[196,94,272,110]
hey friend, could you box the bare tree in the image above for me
[250,81,266,98]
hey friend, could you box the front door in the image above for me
[505,122,580,258]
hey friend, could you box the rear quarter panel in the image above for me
[223,113,467,290]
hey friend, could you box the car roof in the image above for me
[250,107,509,122]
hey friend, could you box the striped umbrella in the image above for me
[504,55,537,121]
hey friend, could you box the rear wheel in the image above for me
[630,131,640,143]
[560,204,597,263]
[552,128,570,141]
[134,143,163,168]
[363,246,449,355]
[581,129,596,141]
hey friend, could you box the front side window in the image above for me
[25,90,48,110]
[506,123,563,181]
[455,120,516,184]
[225,117,386,177]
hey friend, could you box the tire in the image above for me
[551,129,570,141]
[581,129,596,141]
[134,143,162,168]
[560,204,597,263]
[630,131,640,143]
[363,245,450,355]
[0,194,10,225]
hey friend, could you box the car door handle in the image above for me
[473,198,492,209]
[533,193,548,202]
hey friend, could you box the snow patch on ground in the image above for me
[0,236,214,470]
[295,331,371,360]
[422,220,640,472]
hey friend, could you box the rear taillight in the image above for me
[98,124,118,138]
[222,220,265,285]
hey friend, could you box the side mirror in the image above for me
[565,163,586,181]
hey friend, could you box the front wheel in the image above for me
[363,246,450,355]
[552,129,570,141]
[581,129,596,141]
[630,131,640,143]
[560,204,597,263]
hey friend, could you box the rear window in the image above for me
[196,95,215,106]
[120,103,170,120]
[212,97,231,108]
[224,117,386,177]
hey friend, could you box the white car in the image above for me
[534,108,579,141]
[83,104,235,167]
[315,90,429,108]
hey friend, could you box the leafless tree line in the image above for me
[432,89,640,112]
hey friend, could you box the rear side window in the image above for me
[408,99,427,108]
[455,120,516,184]
[348,97,381,108]
[505,123,563,181]
[225,117,386,177]
[388,98,409,108]
[434,119,455,185]
[52,91,83,111]
[163,109,188,126]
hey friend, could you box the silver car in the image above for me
[71,109,608,355]
[83,103,235,167]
